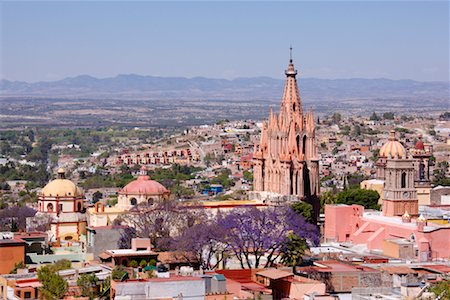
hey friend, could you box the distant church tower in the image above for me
[253,51,320,200]
[378,131,418,217]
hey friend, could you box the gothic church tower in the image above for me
[253,53,320,199]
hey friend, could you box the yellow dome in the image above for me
[40,169,83,198]
[41,179,83,197]
[379,130,406,158]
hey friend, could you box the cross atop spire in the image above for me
[289,45,293,63]
[285,46,297,77]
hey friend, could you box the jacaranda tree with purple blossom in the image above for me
[218,206,319,269]
[172,220,229,270]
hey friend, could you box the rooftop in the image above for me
[115,275,202,283]
[104,249,157,257]
[297,260,378,273]
[256,269,293,280]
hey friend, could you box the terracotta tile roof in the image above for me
[380,266,417,275]
[256,269,293,280]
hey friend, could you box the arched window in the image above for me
[147,198,154,206]
[47,203,54,212]
[130,198,137,206]
[302,135,307,155]
[77,202,82,212]
[401,172,407,188]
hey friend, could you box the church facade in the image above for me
[253,55,320,199]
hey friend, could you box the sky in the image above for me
[1,1,448,82]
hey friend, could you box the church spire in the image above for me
[280,47,302,119]
[285,46,298,77]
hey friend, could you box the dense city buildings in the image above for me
[0,54,449,300]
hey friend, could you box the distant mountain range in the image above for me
[1,74,448,104]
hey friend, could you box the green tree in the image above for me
[243,170,253,182]
[331,113,342,124]
[433,161,450,186]
[320,191,337,213]
[383,112,395,120]
[353,124,362,136]
[336,188,380,210]
[369,112,379,121]
[291,202,314,223]
[77,273,98,300]
[429,281,449,299]
[139,259,148,268]
[170,184,195,199]
[92,191,103,203]
[280,234,308,267]
[37,265,68,300]
[129,260,138,268]
[340,125,351,136]
[112,266,128,280]
[52,259,71,271]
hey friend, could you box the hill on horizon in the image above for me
[1,74,448,106]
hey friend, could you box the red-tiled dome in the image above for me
[415,135,425,150]
[119,175,169,195]
[379,130,406,158]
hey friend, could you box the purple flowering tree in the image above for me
[171,221,229,270]
[0,205,37,231]
[119,200,206,249]
[218,206,319,269]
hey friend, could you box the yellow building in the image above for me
[34,168,87,244]
[360,179,385,204]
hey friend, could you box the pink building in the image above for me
[324,204,450,261]
[325,129,450,262]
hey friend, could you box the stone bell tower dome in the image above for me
[380,131,418,217]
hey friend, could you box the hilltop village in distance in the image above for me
[0,57,450,300]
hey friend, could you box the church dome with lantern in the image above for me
[120,174,169,196]
[117,166,170,210]
[40,168,83,198]
[34,168,87,244]
[379,130,406,158]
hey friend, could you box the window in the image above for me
[77,202,82,212]
[24,292,31,299]
[59,204,63,213]
[47,203,54,212]
[130,198,137,206]
[401,172,407,188]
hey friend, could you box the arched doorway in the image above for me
[130,198,137,206]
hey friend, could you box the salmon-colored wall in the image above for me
[324,205,363,242]
[325,204,450,260]
[0,245,25,274]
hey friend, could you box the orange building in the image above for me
[0,238,26,274]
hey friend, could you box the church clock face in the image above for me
[403,191,410,199]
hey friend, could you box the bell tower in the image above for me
[381,132,418,217]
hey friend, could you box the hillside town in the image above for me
[1,57,449,300]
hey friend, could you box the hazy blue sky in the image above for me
[1,1,448,82]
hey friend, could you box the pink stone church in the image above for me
[252,53,320,205]
[325,132,450,261]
